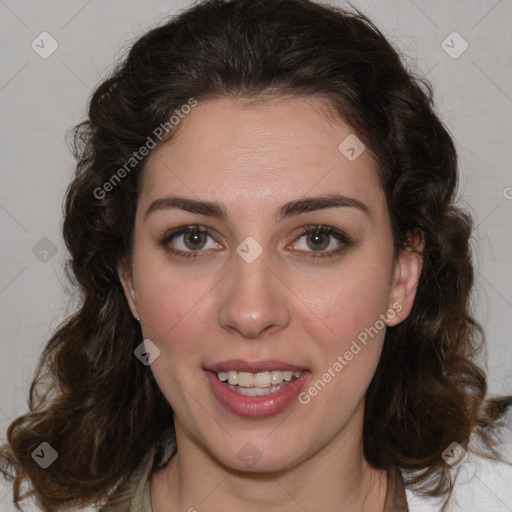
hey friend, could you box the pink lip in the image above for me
[204,369,311,418]
[206,359,307,373]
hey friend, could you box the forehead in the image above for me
[139,96,385,217]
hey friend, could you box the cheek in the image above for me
[131,250,212,359]
[307,262,392,344]
[297,272,391,414]
[132,260,212,411]
[297,258,393,394]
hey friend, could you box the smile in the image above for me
[217,370,303,389]
[204,361,311,417]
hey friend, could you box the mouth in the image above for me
[215,369,303,396]
[204,360,311,417]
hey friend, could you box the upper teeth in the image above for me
[217,370,302,388]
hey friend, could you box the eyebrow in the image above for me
[144,193,371,222]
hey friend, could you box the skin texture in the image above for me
[119,96,423,512]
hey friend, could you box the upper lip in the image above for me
[205,359,307,373]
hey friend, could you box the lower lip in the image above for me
[205,370,311,418]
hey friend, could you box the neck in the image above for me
[150,409,387,512]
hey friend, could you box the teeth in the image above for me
[270,370,281,385]
[216,369,303,388]
[227,371,238,385]
[253,372,271,387]
[237,372,253,387]
[236,385,275,396]
[234,383,282,396]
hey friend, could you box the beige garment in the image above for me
[102,444,409,512]
[99,439,175,512]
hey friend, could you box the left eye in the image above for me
[289,226,351,257]
[293,228,339,252]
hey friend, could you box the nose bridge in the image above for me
[218,243,290,339]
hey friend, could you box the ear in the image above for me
[117,258,139,321]
[386,230,424,327]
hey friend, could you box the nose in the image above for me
[217,249,291,340]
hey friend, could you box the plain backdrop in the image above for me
[1,0,511,510]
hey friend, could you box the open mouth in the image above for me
[216,370,303,396]
[205,364,311,418]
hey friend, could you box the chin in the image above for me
[202,429,317,475]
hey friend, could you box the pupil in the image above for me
[308,231,329,251]
[185,230,206,250]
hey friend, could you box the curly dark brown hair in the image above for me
[1,0,510,510]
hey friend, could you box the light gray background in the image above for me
[0,0,511,509]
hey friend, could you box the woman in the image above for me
[1,0,511,511]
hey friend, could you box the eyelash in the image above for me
[158,224,353,261]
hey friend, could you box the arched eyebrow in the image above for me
[144,193,371,222]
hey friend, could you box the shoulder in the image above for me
[405,406,512,511]
[99,436,177,512]
[99,448,157,512]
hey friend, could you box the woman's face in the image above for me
[119,96,421,472]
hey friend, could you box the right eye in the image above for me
[159,225,223,260]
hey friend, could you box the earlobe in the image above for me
[387,231,424,327]
[117,261,139,320]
